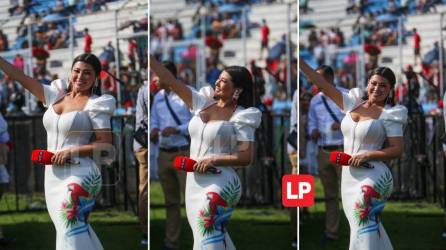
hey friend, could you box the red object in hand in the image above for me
[329,151,351,165]
[173,156,196,172]
[31,149,80,165]
[173,156,221,174]
[329,151,374,169]
[31,149,54,165]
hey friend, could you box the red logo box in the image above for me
[282,174,314,207]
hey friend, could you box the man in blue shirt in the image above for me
[150,61,192,250]
[307,65,346,243]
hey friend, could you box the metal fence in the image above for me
[233,111,292,207]
[3,110,295,211]
[1,114,139,214]
[391,112,446,207]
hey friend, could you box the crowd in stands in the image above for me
[9,0,115,17]
[0,1,148,116]
[151,0,297,115]
[186,0,281,4]
[300,0,446,103]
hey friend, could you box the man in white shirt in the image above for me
[308,65,346,243]
[150,61,192,250]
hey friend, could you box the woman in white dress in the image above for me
[0,53,115,250]
[150,56,261,250]
[300,60,407,250]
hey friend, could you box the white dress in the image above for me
[340,88,407,250]
[42,79,116,250]
[185,86,261,250]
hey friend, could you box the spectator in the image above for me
[0,112,13,246]
[308,29,318,52]
[83,28,92,53]
[259,19,270,59]
[100,64,117,97]
[250,59,266,107]
[53,0,65,14]
[12,54,24,71]
[443,89,446,239]
[99,41,116,66]
[128,39,138,70]
[149,77,160,181]
[0,31,8,52]
[149,61,192,250]
[134,80,148,246]
[288,89,298,249]
[205,31,223,65]
[299,91,316,175]
[413,28,421,66]
[206,58,221,87]
[300,0,311,14]
[308,65,345,244]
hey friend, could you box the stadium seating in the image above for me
[151,0,296,68]
[0,0,147,79]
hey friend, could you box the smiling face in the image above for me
[214,71,238,101]
[70,61,96,94]
[367,74,392,105]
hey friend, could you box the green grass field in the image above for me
[0,196,143,250]
[151,177,446,250]
[150,181,295,250]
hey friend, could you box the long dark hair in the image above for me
[68,53,102,95]
[362,66,396,105]
[224,66,255,108]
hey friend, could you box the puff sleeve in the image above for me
[342,88,364,112]
[86,94,116,129]
[380,105,408,137]
[42,79,67,107]
[230,107,262,141]
[191,86,214,113]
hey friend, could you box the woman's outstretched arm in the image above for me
[149,55,192,108]
[299,59,344,109]
[0,57,44,103]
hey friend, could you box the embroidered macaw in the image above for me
[206,192,229,232]
[360,185,384,237]
[66,183,91,223]
[206,192,228,214]
[68,183,90,204]
[361,185,381,204]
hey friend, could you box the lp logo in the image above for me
[282,175,314,207]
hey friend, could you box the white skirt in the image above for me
[185,167,241,250]
[341,161,393,250]
[45,158,103,250]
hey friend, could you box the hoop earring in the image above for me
[385,95,391,105]
[233,89,241,101]
[91,78,99,95]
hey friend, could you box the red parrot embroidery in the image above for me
[354,172,393,237]
[206,192,228,214]
[67,183,90,204]
[60,170,102,231]
[361,185,382,204]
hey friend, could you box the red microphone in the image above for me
[31,150,79,165]
[31,150,53,165]
[173,156,221,174]
[329,151,373,169]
